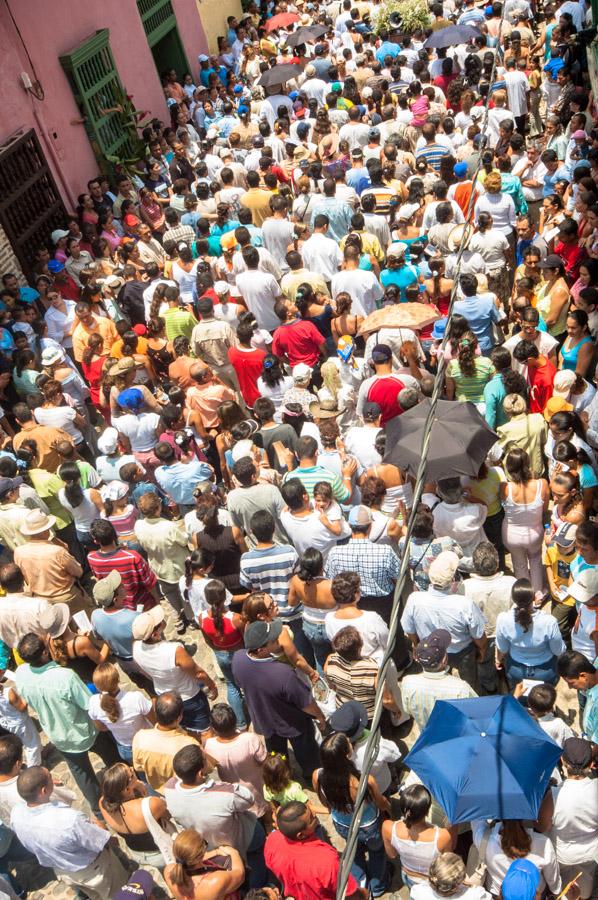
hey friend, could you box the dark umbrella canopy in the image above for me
[284,24,328,47]
[423,24,481,48]
[258,64,303,87]
[383,399,498,481]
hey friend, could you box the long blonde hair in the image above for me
[92,662,122,724]
[169,829,209,894]
[320,360,342,402]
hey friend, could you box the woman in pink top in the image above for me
[204,703,269,820]
[408,81,429,128]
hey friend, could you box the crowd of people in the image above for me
[0,0,597,896]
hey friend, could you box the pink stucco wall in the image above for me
[0,0,208,210]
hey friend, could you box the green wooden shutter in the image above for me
[60,29,136,162]
[137,0,178,48]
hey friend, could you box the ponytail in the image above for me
[512,578,534,633]
[457,332,477,377]
[58,462,84,509]
[92,662,122,723]
[100,692,122,724]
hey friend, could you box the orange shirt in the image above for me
[72,316,119,362]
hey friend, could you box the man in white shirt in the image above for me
[0,564,50,650]
[331,244,383,316]
[344,402,382,470]
[512,145,547,227]
[401,629,477,731]
[300,65,328,107]
[401,551,487,689]
[301,215,344,283]
[261,196,296,271]
[10,766,127,897]
[504,58,530,135]
[235,245,283,331]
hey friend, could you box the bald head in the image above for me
[190,363,211,384]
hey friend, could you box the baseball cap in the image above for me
[562,736,593,768]
[47,259,65,273]
[368,127,380,139]
[132,606,165,641]
[538,253,564,269]
[97,427,119,455]
[371,344,392,363]
[292,362,311,382]
[552,369,576,397]
[289,91,299,100]
[244,619,283,651]
[416,629,451,668]
[92,570,123,608]
[198,54,209,62]
[214,280,230,295]
[572,129,587,139]
[0,476,22,499]
[453,161,468,178]
[329,701,368,741]
[117,387,144,412]
[252,135,265,148]
[362,400,382,422]
[501,860,540,900]
[231,439,254,462]
[428,551,460,589]
[233,84,244,94]
[113,869,156,900]
[568,568,598,605]
[100,480,129,502]
[348,505,373,528]
[553,522,577,549]
[543,396,573,422]
[51,229,69,244]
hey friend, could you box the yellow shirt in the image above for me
[543,543,576,603]
[132,726,198,792]
[340,230,384,262]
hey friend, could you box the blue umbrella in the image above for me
[423,24,481,48]
[404,696,562,823]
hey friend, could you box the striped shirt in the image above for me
[162,307,198,342]
[282,464,350,503]
[415,143,451,172]
[239,544,300,620]
[446,357,495,403]
[325,654,379,719]
[87,547,157,611]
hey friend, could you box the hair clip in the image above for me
[270,751,286,760]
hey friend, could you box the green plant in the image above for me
[375,0,432,34]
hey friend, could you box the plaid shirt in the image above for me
[164,223,196,246]
[324,538,400,597]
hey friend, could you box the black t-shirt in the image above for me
[254,423,299,471]
[231,651,312,738]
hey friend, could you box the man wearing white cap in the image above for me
[95,427,137,483]
[401,551,488,690]
[568,568,598,664]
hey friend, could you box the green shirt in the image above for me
[28,469,72,530]
[162,307,198,342]
[263,779,308,805]
[282,464,350,503]
[447,357,495,403]
[15,660,96,753]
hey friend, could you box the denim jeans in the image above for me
[285,616,315,667]
[181,689,211,734]
[213,649,247,729]
[302,619,332,676]
[333,816,388,897]
[504,654,558,689]
[116,740,133,762]
[245,820,268,890]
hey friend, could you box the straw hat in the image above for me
[109,358,136,378]
[447,223,473,253]
[20,509,56,536]
[39,603,70,639]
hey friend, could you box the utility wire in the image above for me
[335,12,508,896]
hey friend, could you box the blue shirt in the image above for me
[346,166,372,195]
[310,198,353,243]
[543,165,569,197]
[452,295,501,352]
[583,682,598,742]
[484,373,508,429]
[495,609,565,664]
[380,264,420,301]
[375,41,401,64]
[154,460,213,506]
[91,607,139,658]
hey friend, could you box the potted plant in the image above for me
[375,0,432,34]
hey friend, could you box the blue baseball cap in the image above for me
[485,4,494,13]
[289,90,299,100]
[233,84,244,94]
[47,260,65,274]
[116,388,144,412]
[454,161,468,178]
[501,860,540,900]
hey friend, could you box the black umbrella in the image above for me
[284,25,328,47]
[383,399,498,481]
[258,64,302,87]
[423,24,481,48]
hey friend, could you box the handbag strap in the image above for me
[478,823,493,861]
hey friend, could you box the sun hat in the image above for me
[431,318,448,340]
[309,399,341,419]
[116,387,144,412]
[100,481,129,502]
[97,427,119,455]
[41,346,63,367]
[244,619,283,651]
[103,275,125,291]
[109,358,136,379]
[428,551,460,589]
[38,603,70,639]
[51,229,69,244]
[447,223,473,253]
[132,606,165,642]
[20,509,56,536]
[93,570,123,608]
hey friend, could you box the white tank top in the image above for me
[391,824,440,881]
[503,480,544,528]
[57,487,99,533]
[132,639,199,700]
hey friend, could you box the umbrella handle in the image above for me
[556,873,583,900]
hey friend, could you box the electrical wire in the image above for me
[335,11,508,897]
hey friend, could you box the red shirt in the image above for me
[264,830,359,900]
[553,239,586,284]
[367,374,406,425]
[527,356,556,414]
[271,318,325,367]
[87,547,157,610]
[228,345,267,407]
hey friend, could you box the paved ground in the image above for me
[7,601,582,899]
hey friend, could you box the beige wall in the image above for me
[196,0,243,53]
